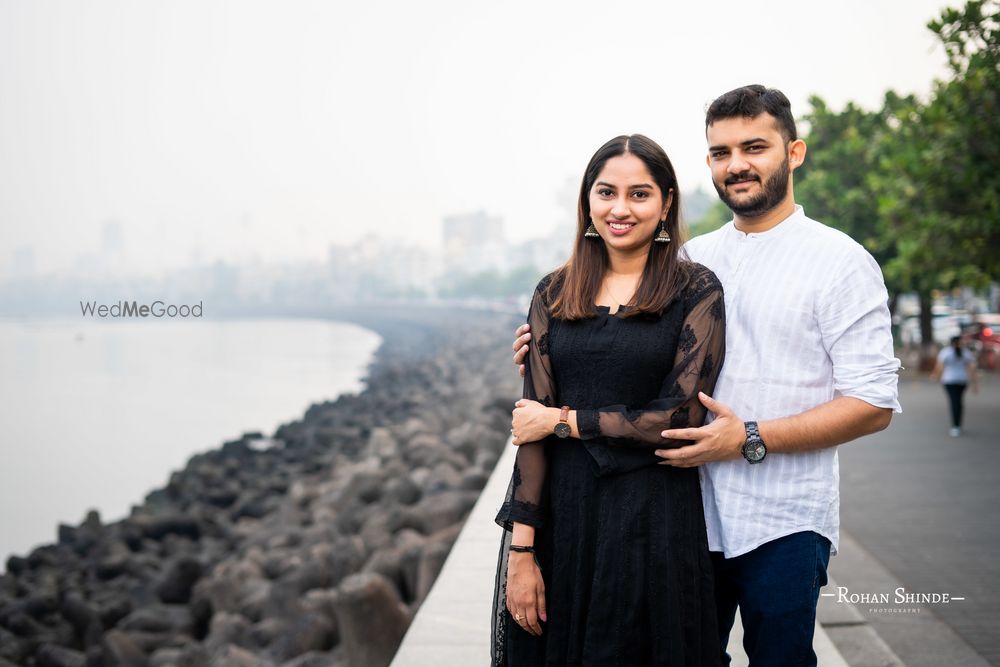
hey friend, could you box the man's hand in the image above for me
[512,399,554,445]
[513,323,531,378]
[506,551,546,636]
[656,392,744,467]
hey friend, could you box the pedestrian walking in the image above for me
[932,336,978,436]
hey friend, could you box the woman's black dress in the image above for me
[492,264,725,667]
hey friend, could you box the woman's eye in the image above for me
[597,188,613,197]
[632,191,649,199]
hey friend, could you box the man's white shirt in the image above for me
[684,205,902,558]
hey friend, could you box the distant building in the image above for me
[442,210,506,275]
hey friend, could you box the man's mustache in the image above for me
[725,173,760,186]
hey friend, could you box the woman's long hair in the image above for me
[548,134,690,320]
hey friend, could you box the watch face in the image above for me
[743,438,766,463]
[554,422,571,438]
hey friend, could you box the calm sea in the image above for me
[0,318,381,567]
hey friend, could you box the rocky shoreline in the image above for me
[0,306,522,667]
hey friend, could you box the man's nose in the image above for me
[727,152,750,174]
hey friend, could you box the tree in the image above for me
[797,0,999,350]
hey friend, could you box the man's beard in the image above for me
[713,156,790,218]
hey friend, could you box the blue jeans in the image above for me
[712,531,832,667]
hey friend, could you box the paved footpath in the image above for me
[832,371,998,666]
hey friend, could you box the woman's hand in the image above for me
[506,551,547,636]
[511,399,555,445]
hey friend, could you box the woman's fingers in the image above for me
[536,577,547,624]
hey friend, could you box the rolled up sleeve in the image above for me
[818,246,902,413]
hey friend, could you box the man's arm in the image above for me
[656,393,891,467]
[660,244,899,467]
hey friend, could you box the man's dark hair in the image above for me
[705,85,797,143]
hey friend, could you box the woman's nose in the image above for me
[611,198,630,218]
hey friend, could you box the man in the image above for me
[511,85,901,666]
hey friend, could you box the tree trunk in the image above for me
[918,289,937,371]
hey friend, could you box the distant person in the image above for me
[511,85,901,666]
[493,134,724,666]
[932,336,978,436]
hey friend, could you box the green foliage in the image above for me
[686,200,730,240]
[796,0,999,324]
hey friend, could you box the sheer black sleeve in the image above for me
[494,275,556,531]
[576,270,725,449]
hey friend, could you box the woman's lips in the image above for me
[607,221,636,236]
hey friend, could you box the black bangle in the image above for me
[509,544,535,553]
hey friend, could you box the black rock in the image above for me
[35,644,87,667]
[61,593,103,648]
[155,557,202,604]
[330,573,409,667]
[264,612,335,662]
[99,629,149,667]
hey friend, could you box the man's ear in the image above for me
[788,139,807,171]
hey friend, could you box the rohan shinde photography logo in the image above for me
[80,300,204,318]
[824,586,966,615]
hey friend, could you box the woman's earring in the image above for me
[654,220,671,243]
[584,223,600,238]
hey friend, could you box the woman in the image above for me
[932,335,978,436]
[491,135,724,666]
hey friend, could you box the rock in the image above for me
[204,611,252,654]
[61,593,103,648]
[118,604,191,635]
[130,514,201,541]
[383,477,421,506]
[415,524,462,604]
[156,556,202,604]
[100,629,149,666]
[366,427,397,459]
[211,644,270,667]
[98,596,133,630]
[148,647,183,667]
[330,573,410,667]
[4,555,27,576]
[35,644,87,667]
[279,650,345,667]
[400,491,478,535]
[264,612,335,662]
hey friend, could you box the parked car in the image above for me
[961,314,1000,370]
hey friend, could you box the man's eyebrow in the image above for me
[708,137,771,152]
[595,181,654,189]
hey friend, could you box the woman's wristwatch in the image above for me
[553,406,571,438]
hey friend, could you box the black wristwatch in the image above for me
[742,421,767,464]
[553,406,571,438]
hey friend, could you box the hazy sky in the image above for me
[0,0,953,276]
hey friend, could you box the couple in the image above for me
[492,85,902,667]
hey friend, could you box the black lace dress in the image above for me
[492,264,725,667]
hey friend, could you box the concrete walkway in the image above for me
[392,441,857,666]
